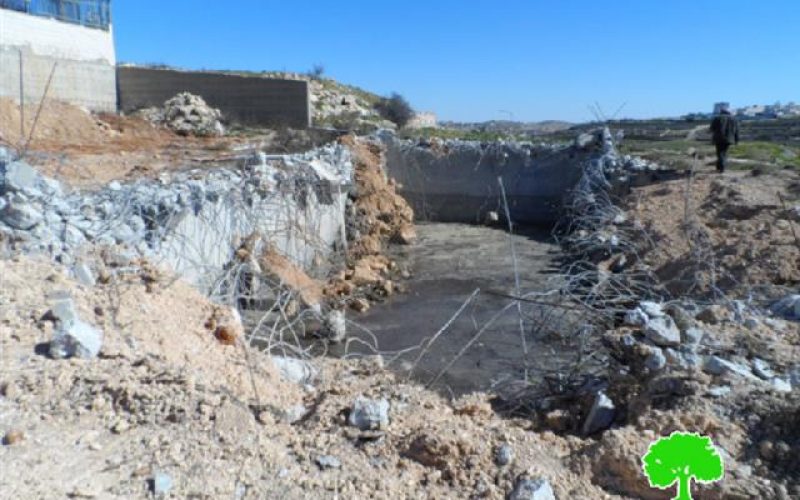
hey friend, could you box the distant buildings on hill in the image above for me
[687,102,800,121]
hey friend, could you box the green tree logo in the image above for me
[641,432,724,500]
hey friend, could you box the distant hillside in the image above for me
[441,119,573,135]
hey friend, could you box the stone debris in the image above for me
[73,263,96,287]
[140,92,225,137]
[624,301,683,349]
[703,356,760,382]
[315,455,342,470]
[152,472,174,496]
[495,444,514,466]
[508,477,556,500]
[644,346,667,372]
[682,326,705,346]
[770,294,800,321]
[707,386,732,398]
[0,145,353,289]
[582,391,615,435]
[281,404,308,424]
[770,378,792,393]
[752,358,775,380]
[50,319,104,359]
[47,296,103,359]
[348,397,390,430]
[323,309,347,343]
[271,356,318,386]
[1,193,43,230]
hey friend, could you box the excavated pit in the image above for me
[346,222,567,395]
[334,137,600,395]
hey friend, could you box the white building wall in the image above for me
[0,8,115,64]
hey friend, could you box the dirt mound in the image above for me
[626,169,800,297]
[0,97,113,149]
[324,136,416,311]
[0,255,622,499]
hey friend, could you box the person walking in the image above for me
[709,104,740,173]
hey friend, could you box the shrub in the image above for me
[375,93,414,128]
[308,64,326,80]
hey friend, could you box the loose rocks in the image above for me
[271,356,318,386]
[47,297,103,359]
[49,320,103,359]
[314,455,342,470]
[771,295,800,321]
[582,391,615,435]
[147,93,225,137]
[643,316,681,347]
[495,444,514,466]
[348,397,390,430]
[508,477,556,500]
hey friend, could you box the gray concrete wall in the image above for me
[117,67,311,129]
[383,138,590,225]
[0,46,117,112]
[0,8,117,112]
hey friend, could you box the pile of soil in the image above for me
[0,254,614,499]
[324,136,417,312]
[625,169,800,298]
[0,98,232,189]
[0,97,115,149]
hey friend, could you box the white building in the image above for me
[0,1,117,112]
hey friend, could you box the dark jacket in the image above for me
[710,111,740,146]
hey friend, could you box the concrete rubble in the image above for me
[508,477,556,500]
[348,396,390,430]
[271,356,318,386]
[138,92,225,137]
[770,294,800,320]
[0,144,353,291]
[46,294,104,359]
[582,391,616,435]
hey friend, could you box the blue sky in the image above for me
[113,1,800,123]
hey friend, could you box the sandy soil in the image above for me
[625,168,800,298]
[0,254,620,499]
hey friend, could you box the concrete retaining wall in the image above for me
[117,67,311,129]
[0,8,117,112]
[382,137,591,225]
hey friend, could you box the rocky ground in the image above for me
[0,98,339,189]
[0,254,612,499]
[2,99,800,498]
